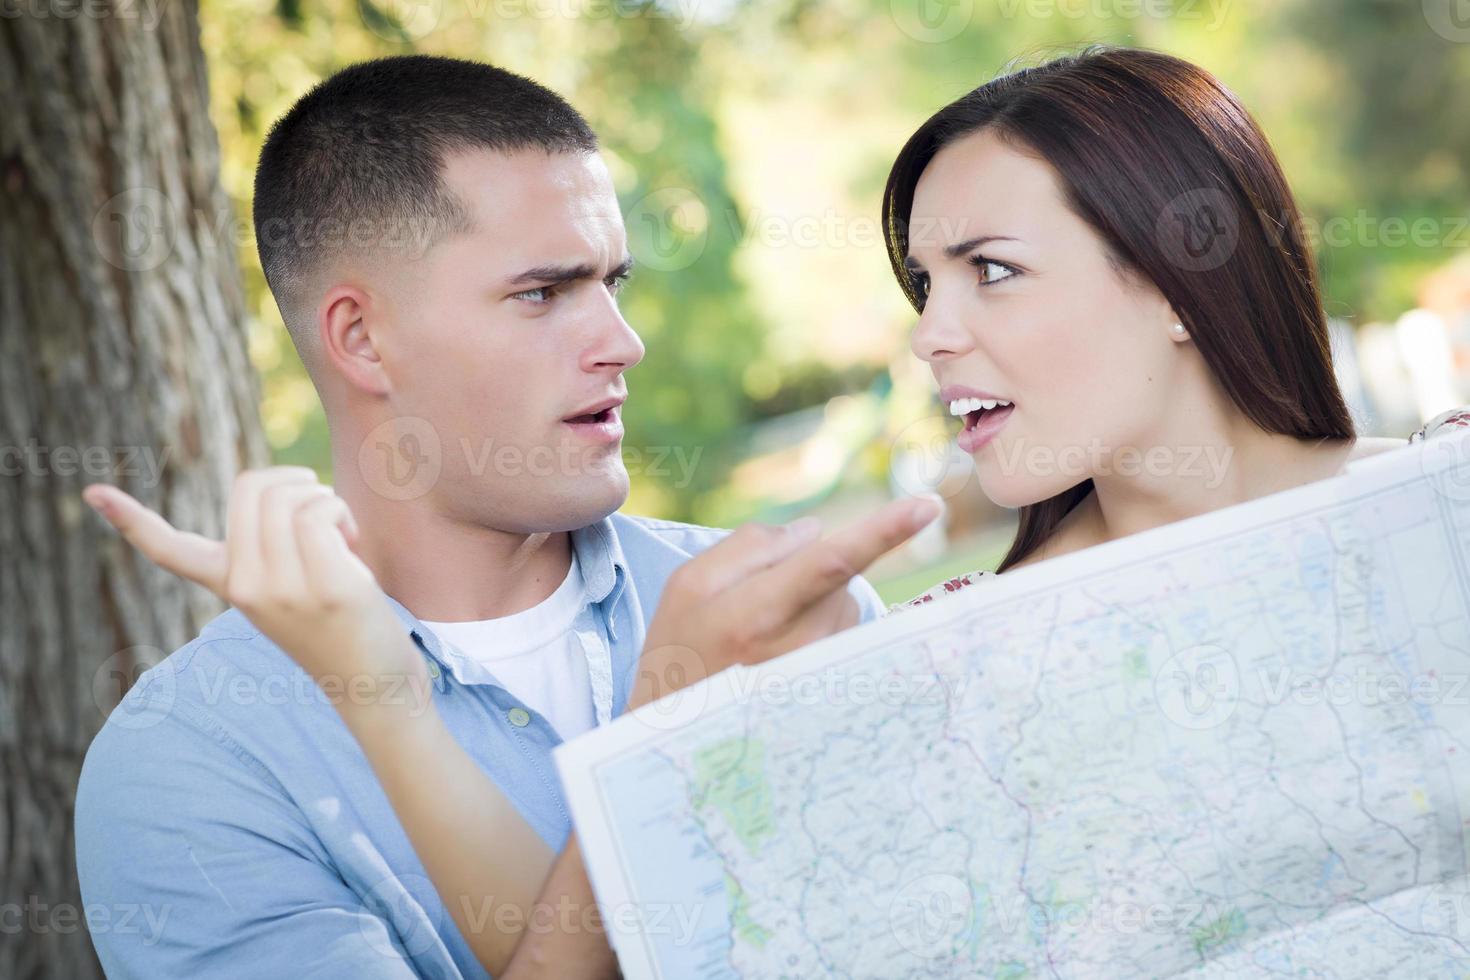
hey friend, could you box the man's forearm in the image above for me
[340,695,619,977]
[340,695,554,973]
[502,834,620,979]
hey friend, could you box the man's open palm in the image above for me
[83,467,423,685]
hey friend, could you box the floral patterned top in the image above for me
[894,406,1470,612]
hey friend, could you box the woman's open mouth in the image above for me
[949,397,1015,453]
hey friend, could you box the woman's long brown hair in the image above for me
[881,46,1354,572]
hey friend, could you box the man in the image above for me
[73,54,887,978]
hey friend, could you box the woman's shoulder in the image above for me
[1408,406,1470,443]
[1348,406,1469,462]
[889,570,996,613]
[888,409,1470,615]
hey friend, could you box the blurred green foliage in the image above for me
[202,0,1469,524]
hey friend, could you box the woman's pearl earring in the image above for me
[1171,322,1188,339]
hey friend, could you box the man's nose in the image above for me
[583,300,645,373]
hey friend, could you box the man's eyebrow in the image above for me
[507,262,596,287]
[506,255,635,287]
[904,235,1020,270]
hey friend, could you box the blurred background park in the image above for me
[206,0,1470,602]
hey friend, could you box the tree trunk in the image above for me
[0,3,266,977]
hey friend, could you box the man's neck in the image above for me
[332,457,574,624]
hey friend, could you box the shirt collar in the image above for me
[571,516,627,605]
[379,515,631,684]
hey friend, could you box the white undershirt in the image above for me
[420,554,598,741]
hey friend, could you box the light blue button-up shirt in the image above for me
[75,513,886,979]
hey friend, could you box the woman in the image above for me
[87,46,1468,976]
[879,45,1467,603]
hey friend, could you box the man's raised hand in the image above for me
[83,467,425,690]
[628,495,943,711]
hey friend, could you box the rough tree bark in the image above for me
[0,3,267,977]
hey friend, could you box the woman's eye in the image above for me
[605,273,630,295]
[971,257,1018,286]
[910,272,930,299]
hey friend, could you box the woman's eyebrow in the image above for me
[905,234,1022,271]
[943,234,1020,258]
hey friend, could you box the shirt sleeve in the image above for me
[74,676,440,980]
[845,573,889,623]
[1410,406,1470,442]
[887,571,992,614]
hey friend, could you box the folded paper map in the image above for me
[556,431,1470,979]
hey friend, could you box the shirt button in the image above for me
[426,659,441,680]
[507,707,531,728]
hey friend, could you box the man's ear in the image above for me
[318,284,391,397]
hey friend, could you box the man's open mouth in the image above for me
[561,398,625,445]
[562,394,625,426]
[564,407,616,425]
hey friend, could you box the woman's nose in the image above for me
[910,297,976,364]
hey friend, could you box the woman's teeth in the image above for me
[948,397,1012,416]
